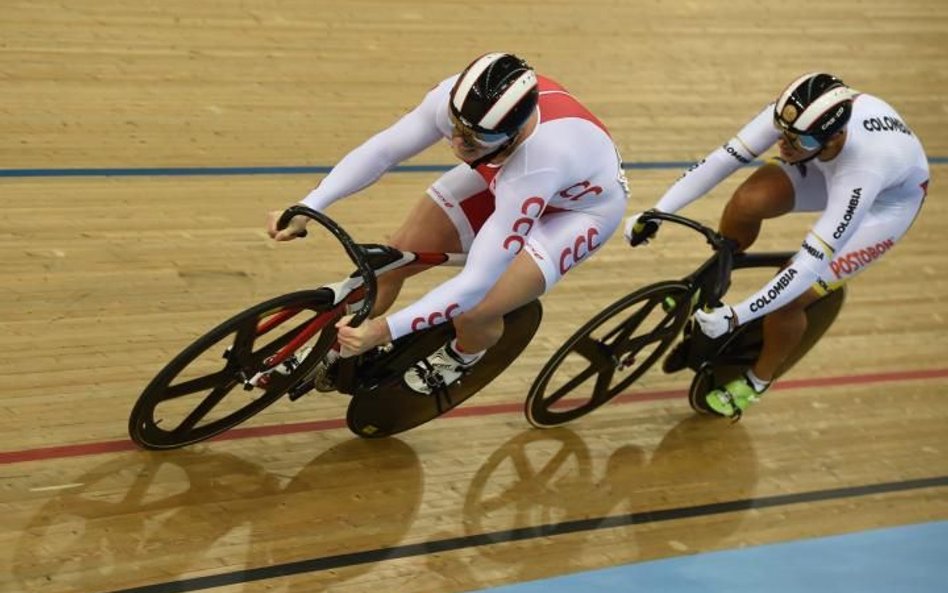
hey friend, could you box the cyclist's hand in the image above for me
[267,209,309,241]
[623,212,661,247]
[694,304,738,339]
[335,315,392,358]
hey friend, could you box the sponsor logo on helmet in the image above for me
[832,188,862,239]
[862,116,913,135]
[781,104,798,123]
[749,267,799,313]
[820,104,847,131]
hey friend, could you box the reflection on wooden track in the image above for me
[2,1,947,592]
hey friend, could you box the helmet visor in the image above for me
[449,110,511,150]
[773,117,822,152]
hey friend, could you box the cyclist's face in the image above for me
[450,133,492,162]
[449,110,510,163]
[773,117,821,164]
[777,132,821,163]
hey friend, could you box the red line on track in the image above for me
[2,367,946,466]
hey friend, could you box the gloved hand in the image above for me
[694,304,738,339]
[623,212,662,246]
[267,209,310,241]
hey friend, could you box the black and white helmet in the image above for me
[774,73,857,148]
[449,52,539,145]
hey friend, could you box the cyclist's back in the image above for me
[825,93,929,207]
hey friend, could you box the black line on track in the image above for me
[104,475,948,593]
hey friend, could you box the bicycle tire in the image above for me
[346,300,543,438]
[687,286,846,414]
[129,289,337,449]
[526,281,691,428]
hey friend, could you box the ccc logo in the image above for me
[502,196,545,255]
[559,227,602,274]
[411,303,461,332]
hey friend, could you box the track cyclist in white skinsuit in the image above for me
[624,72,929,418]
[267,53,628,394]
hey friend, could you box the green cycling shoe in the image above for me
[704,373,769,419]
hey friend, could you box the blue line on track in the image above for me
[2,157,946,178]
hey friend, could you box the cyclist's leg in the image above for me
[754,287,821,381]
[453,250,547,353]
[374,165,491,316]
[719,159,801,251]
[704,161,828,415]
[735,158,829,381]
[455,202,625,353]
[751,190,921,395]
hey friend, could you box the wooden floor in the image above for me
[2,2,947,592]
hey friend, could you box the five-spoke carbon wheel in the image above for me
[526,281,691,427]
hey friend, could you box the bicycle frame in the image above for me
[639,210,794,312]
[129,206,543,447]
[640,210,839,382]
[257,206,467,397]
[525,210,845,427]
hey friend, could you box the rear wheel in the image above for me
[129,290,338,449]
[687,287,846,413]
[526,281,691,428]
[346,300,543,438]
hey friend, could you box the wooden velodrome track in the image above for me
[2,1,947,592]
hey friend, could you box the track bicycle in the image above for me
[129,205,542,449]
[525,210,845,427]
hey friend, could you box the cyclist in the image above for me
[268,52,628,394]
[625,72,929,418]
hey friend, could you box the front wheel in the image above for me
[129,290,338,449]
[526,281,692,428]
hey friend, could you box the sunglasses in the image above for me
[774,118,823,152]
[449,110,511,150]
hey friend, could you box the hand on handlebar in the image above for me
[694,304,738,339]
[335,315,393,358]
[623,211,662,247]
[267,209,310,241]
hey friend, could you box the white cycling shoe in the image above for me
[403,342,484,395]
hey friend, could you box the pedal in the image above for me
[661,340,690,374]
[288,380,316,401]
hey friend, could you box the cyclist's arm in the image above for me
[731,169,884,325]
[654,105,779,213]
[299,80,449,211]
[385,169,559,340]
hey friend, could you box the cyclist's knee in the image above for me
[389,195,461,252]
[766,289,819,320]
[728,165,795,220]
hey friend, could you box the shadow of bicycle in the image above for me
[451,414,758,580]
[11,438,423,593]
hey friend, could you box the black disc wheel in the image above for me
[525,281,691,428]
[129,290,338,449]
[346,300,543,438]
[687,286,846,414]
